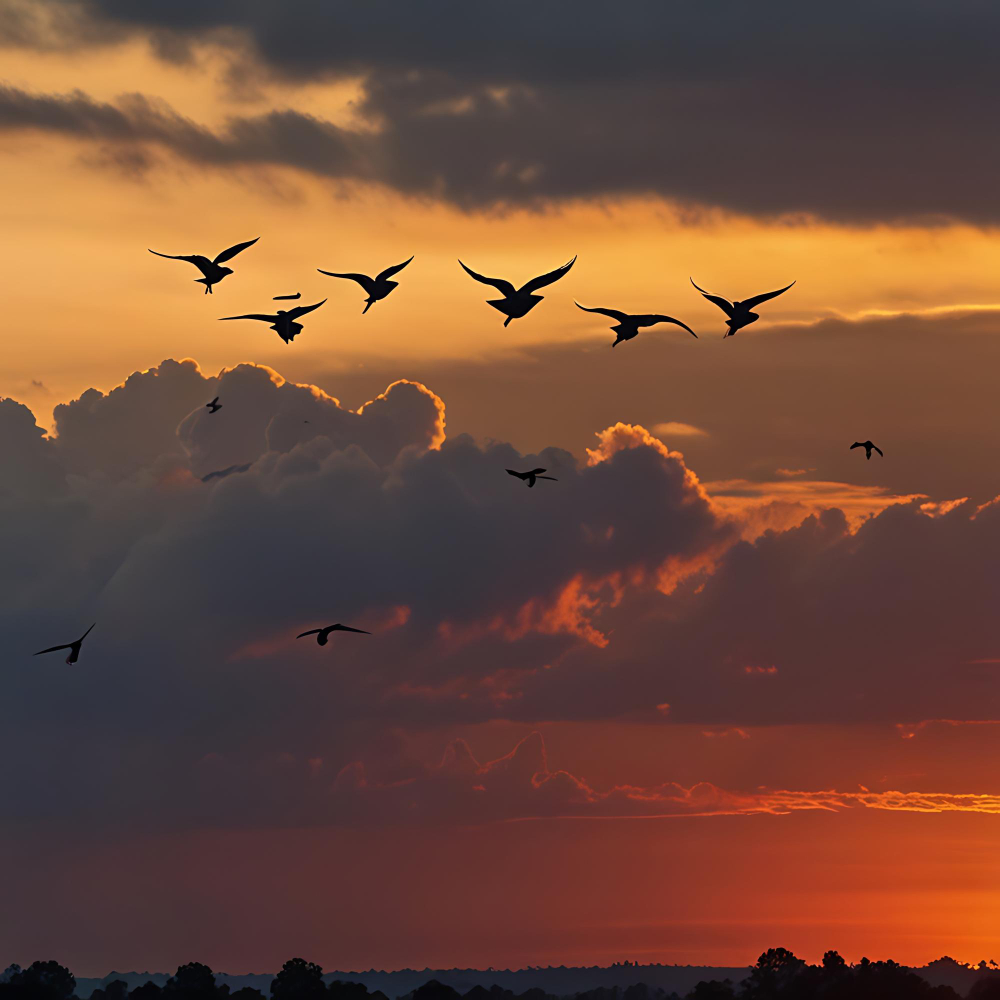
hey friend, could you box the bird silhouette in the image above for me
[219,300,326,344]
[851,440,883,460]
[297,624,371,646]
[689,278,795,337]
[34,623,96,664]
[507,468,557,488]
[575,302,697,347]
[318,256,414,313]
[273,292,301,300]
[206,396,222,413]
[148,237,259,294]
[459,256,576,326]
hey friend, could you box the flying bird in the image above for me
[851,440,883,460]
[297,624,371,646]
[206,396,222,413]
[273,292,301,300]
[507,468,557,488]
[317,256,414,313]
[575,302,697,347]
[148,237,259,294]
[689,278,795,337]
[459,256,576,326]
[34,623,96,665]
[219,300,326,344]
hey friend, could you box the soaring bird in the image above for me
[148,237,259,294]
[689,278,795,337]
[459,256,576,326]
[206,396,222,413]
[318,256,414,313]
[507,468,557,488]
[297,624,371,646]
[851,440,883,460]
[575,302,697,347]
[219,300,326,344]
[34,623,96,664]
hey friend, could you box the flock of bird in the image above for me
[32,237,883,664]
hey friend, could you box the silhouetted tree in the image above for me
[0,962,76,1000]
[327,983,368,1000]
[742,950,806,1000]
[130,983,163,1000]
[969,980,1000,1000]
[230,990,264,1000]
[271,961,326,1000]
[685,982,734,1000]
[91,981,129,1000]
[162,964,227,1000]
[410,983,461,1000]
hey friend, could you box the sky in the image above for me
[2,0,1000,976]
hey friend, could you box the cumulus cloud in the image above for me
[2,357,998,831]
[5,2,1000,221]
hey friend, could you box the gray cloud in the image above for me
[4,2,1000,220]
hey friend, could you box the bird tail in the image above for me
[363,299,374,314]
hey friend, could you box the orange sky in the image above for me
[2,9,1000,976]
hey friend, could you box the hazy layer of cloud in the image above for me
[4,2,1000,220]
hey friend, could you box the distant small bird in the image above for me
[297,624,371,645]
[851,440,883,460]
[206,396,222,413]
[689,278,795,337]
[459,256,576,326]
[34,623,96,664]
[575,302,697,347]
[273,292,301,300]
[507,468,557,488]
[219,300,326,344]
[318,256,414,313]
[201,463,251,483]
[148,238,259,294]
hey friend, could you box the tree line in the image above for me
[4,950,1000,1000]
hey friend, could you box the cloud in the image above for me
[2,356,999,831]
[652,422,708,439]
[5,3,1000,222]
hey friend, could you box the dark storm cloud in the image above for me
[4,1,1000,220]
[1,353,999,831]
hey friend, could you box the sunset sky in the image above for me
[2,0,1000,976]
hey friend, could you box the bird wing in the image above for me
[526,468,547,475]
[850,442,864,450]
[636,314,698,338]
[149,250,212,270]
[212,237,259,264]
[520,256,577,294]
[210,397,219,405]
[689,278,735,317]
[376,256,414,282]
[287,299,327,319]
[77,623,96,642]
[458,260,516,297]
[219,314,276,323]
[742,281,796,310]
[330,625,372,634]
[273,292,301,300]
[506,469,529,480]
[317,270,377,294]
[873,445,883,457]
[575,302,628,322]
[35,643,72,655]
[297,629,322,638]
[535,476,558,481]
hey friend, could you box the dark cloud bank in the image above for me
[1,359,999,830]
[4,1,1000,221]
